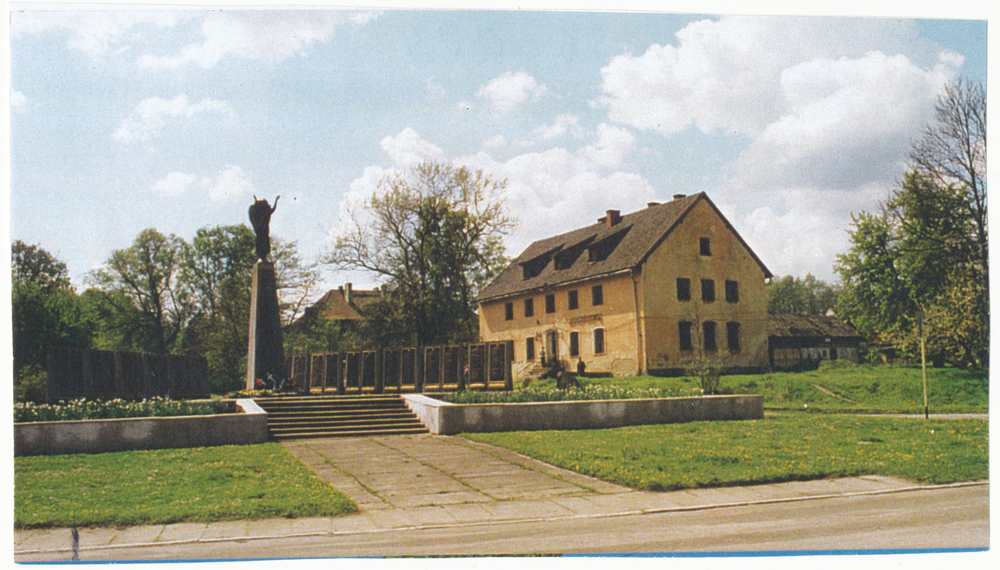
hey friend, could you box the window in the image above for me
[545,293,556,313]
[524,298,534,317]
[594,328,605,354]
[568,289,579,310]
[678,322,693,351]
[701,279,715,302]
[703,321,717,351]
[592,284,604,306]
[676,278,691,301]
[727,322,741,352]
[504,302,514,321]
[569,332,580,357]
[526,337,536,361]
[700,237,712,256]
[725,280,739,303]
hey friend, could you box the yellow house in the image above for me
[476,192,772,378]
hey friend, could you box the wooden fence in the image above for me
[285,341,514,395]
[46,347,210,402]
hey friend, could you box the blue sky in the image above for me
[7,3,989,294]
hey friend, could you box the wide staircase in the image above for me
[254,394,429,440]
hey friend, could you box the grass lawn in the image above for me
[582,363,987,414]
[464,413,988,492]
[14,443,356,529]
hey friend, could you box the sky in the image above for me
[6,2,990,296]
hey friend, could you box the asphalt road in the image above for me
[45,483,987,561]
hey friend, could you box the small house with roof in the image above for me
[767,313,865,370]
[476,192,772,378]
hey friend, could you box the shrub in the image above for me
[683,352,727,395]
[14,365,47,404]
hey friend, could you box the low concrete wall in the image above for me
[14,400,268,457]
[403,394,763,435]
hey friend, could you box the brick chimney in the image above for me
[673,193,687,201]
[345,282,353,305]
[604,209,621,228]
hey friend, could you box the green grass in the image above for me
[465,414,988,491]
[581,363,987,414]
[14,443,356,529]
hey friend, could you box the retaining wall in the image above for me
[14,400,268,457]
[402,394,763,435]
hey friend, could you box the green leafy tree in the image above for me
[325,162,515,347]
[836,80,987,367]
[11,241,94,400]
[766,274,840,315]
[180,225,257,392]
[88,229,192,355]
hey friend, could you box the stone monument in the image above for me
[246,196,287,390]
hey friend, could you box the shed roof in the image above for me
[768,314,863,339]
[477,192,771,302]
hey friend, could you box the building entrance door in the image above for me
[546,331,558,361]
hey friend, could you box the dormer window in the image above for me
[587,226,630,263]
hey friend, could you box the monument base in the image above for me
[246,260,286,390]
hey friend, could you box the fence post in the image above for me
[417,347,425,392]
[374,349,384,394]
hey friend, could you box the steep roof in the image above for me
[477,192,771,302]
[286,286,380,332]
[768,314,863,339]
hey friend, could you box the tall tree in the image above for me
[11,241,93,372]
[908,78,986,277]
[325,162,514,347]
[88,229,191,354]
[835,78,988,367]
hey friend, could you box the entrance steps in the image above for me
[253,394,428,440]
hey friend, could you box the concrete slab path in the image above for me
[13,434,987,562]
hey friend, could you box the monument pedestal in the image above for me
[246,260,286,390]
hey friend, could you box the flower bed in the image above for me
[434,384,702,404]
[14,397,232,423]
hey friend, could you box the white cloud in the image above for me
[10,90,27,113]
[333,127,657,260]
[380,127,446,167]
[137,10,379,70]
[516,114,584,147]
[151,171,196,196]
[596,16,966,282]
[597,16,939,137]
[476,71,548,114]
[112,94,234,146]
[579,123,635,169]
[11,10,183,56]
[732,50,957,194]
[201,165,256,202]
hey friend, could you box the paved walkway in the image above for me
[13,434,987,562]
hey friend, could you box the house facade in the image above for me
[477,193,772,378]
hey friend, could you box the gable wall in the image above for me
[639,198,769,372]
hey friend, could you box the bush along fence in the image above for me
[46,346,210,403]
[284,341,514,395]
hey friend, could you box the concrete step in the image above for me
[255,394,428,440]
